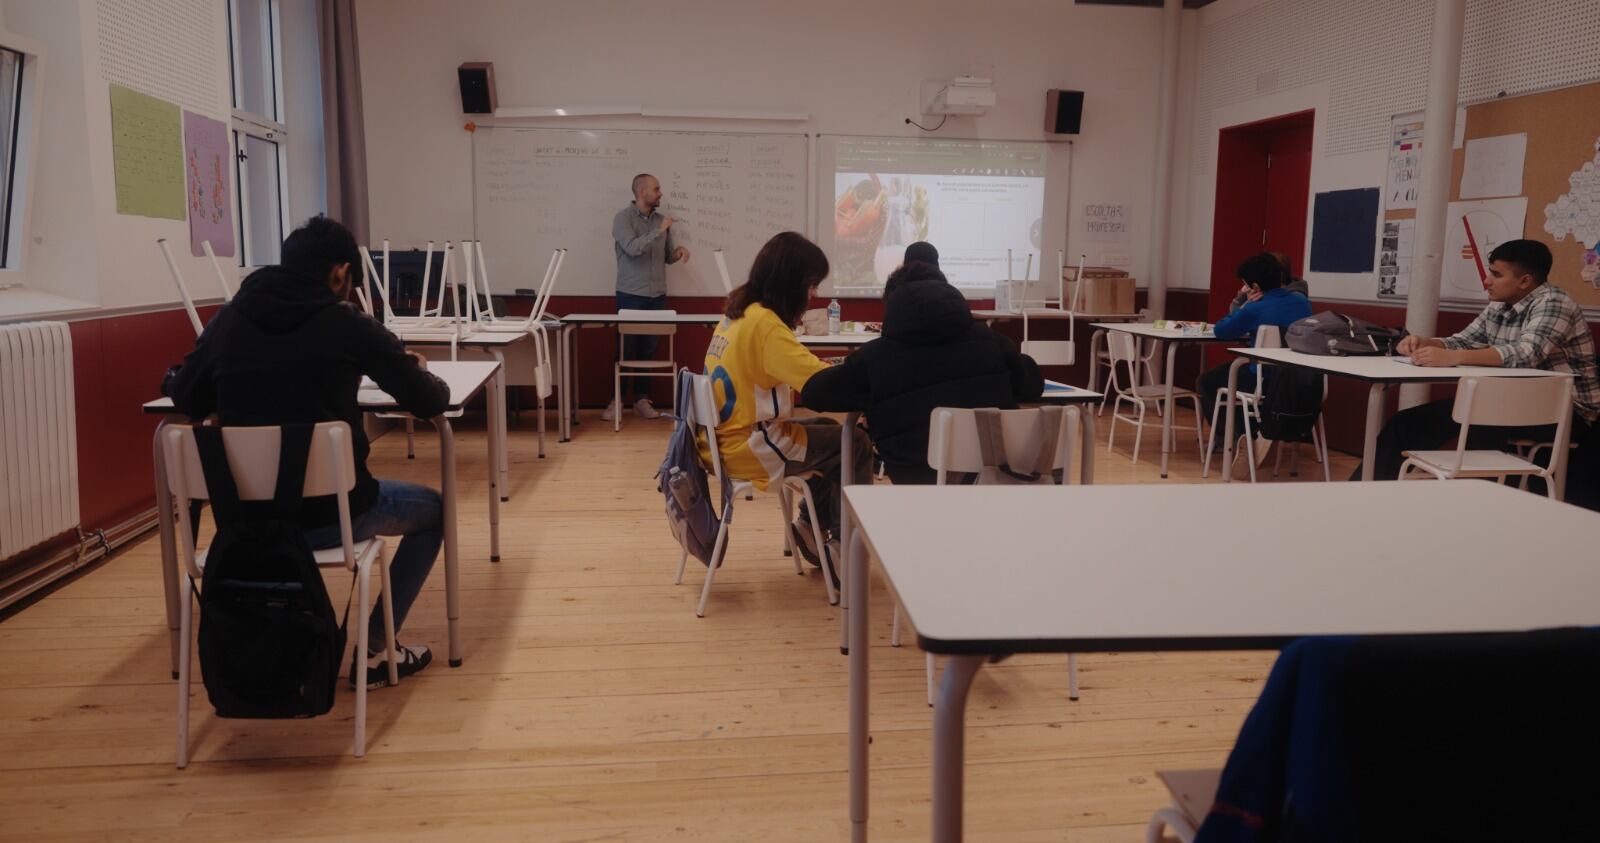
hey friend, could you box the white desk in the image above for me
[555,312,724,441]
[1094,323,1236,478]
[144,360,501,674]
[393,328,527,496]
[1221,347,1563,482]
[843,481,1600,842]
[797,331,877,348]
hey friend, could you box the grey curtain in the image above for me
[317,0,370,243]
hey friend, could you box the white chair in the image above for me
[614,309,678,431]
[1145,768,1221,843]
[1399,375,1575,500]
[1200,325,1329,482]
[162,422,397,768]
[1094,309,1154,415]
[672,372,838,616]
[1106,331,1205,465]
[890,406,1083,707]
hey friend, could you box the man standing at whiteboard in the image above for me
[606,173,690,420]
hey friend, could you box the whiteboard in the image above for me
[471,127,810,297]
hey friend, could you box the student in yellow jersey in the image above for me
[700,231,874,571]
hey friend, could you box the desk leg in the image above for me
[558,326,572,442]
[847,526,871,843]
[491,351,509,501]
[486,379,502,563]
[839,414,859,655]
[435,417,463,667]
[1362,383,1386,482]
[1087,329,1107,393]
[1160,340,1178,479]
[570,326,583,429]
[1080,407,1096,485]
[152,420,181,679]
[933,655,985,843]
[1220,358,1246,483]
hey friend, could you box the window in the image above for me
[0,46,26,268]
[227,0,288,267]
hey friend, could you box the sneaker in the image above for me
[634,397,661,419]
[600,400,618,421]
[350,641,433,690]
[789,518,824,568]
[1253,435,1274,467]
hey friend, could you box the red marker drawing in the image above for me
[1461,216,1488,284]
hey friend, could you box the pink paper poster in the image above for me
[183,110,235,257]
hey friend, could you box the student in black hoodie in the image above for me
[801,261,1044,484]
[169,216,450,688]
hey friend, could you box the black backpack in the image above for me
[1285,311,1407,356]
[1257,365,1325,443]
[192,425,350,719]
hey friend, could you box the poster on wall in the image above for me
[1441,197,1528,302]
[1542,136,1600,289]
[1459,133,1528,200]
[1385,112,1424,211]
[1309,188,1380,273]
[183,111,235,257]
[1377,219,1414,298]
[1084,203,1131,242]
[110,83,186,220]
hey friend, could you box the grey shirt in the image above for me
[1230,277,1310,313]
[613,205,680,297]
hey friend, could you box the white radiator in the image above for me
[0,322,79,559]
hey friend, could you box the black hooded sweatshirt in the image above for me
[800,279,1043,484]
[168,265,450,527]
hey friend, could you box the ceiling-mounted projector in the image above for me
[924,76,995,115]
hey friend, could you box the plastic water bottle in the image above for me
[827,299,841,335]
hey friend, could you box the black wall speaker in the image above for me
[458,62,497,114]
[1046,89,1084,135]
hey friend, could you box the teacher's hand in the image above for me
[659,216,675,233]
[674,246,690,263]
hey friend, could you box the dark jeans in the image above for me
[1352,397,1590,482]
[303,480,442,645]
[784,418,874,538]
[616,292,668,400]
[1198,362,1261,450]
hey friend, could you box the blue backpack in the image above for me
[658,369,732,567]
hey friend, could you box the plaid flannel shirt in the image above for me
[1442,282,1599,423]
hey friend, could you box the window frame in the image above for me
[0,29,43,280]
[226,0,290,269]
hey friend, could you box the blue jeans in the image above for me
[616,292,668,399]
[303,480,442,645]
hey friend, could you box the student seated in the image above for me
[1357,239,1598,480]
[1198,252,1313,448]
[903,240,939,268]
[801,260,1044,484]
[700,231,873,569]
[1227,250,1308,313]
[169,216,450,689]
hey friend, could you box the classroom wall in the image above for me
[1171,0,1600,303]
[354,0,1174,286]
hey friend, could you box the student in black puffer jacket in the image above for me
[801,261,1044,484]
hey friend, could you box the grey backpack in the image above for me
[657,369,732,567]
[1286,311,1407,356]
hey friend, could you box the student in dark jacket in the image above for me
[802,261,1044,484]
[169,215,449,689]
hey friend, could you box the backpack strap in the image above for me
[975,408,1064,484]
[1028,406,1066,484]
[192,426,244,524]
[272,424,316,522]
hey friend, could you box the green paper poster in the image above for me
[110,83,186,220]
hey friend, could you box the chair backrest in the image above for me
[162,422,357,503]
[1020,307,1076,366]
[619,309,679,336]
[1452,375,1572,429]
[684,372,727,482]
[1248,325,1284,399]
[1106,331,1145,392]
[927,407,1076,483]
[713,249,735,294]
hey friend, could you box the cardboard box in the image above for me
[1063,266,1136,314]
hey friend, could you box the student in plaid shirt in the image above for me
[1358,239,1598,481]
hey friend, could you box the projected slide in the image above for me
[828,137,1047,290]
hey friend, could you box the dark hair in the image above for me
[725,231,829,326]
[1236,252,1286,291]
[904,241,940,267]
[281,215,361,284]
[1488,239,1553,284]
[884,261,945,300]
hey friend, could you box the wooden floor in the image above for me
[0,406,1359,842]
